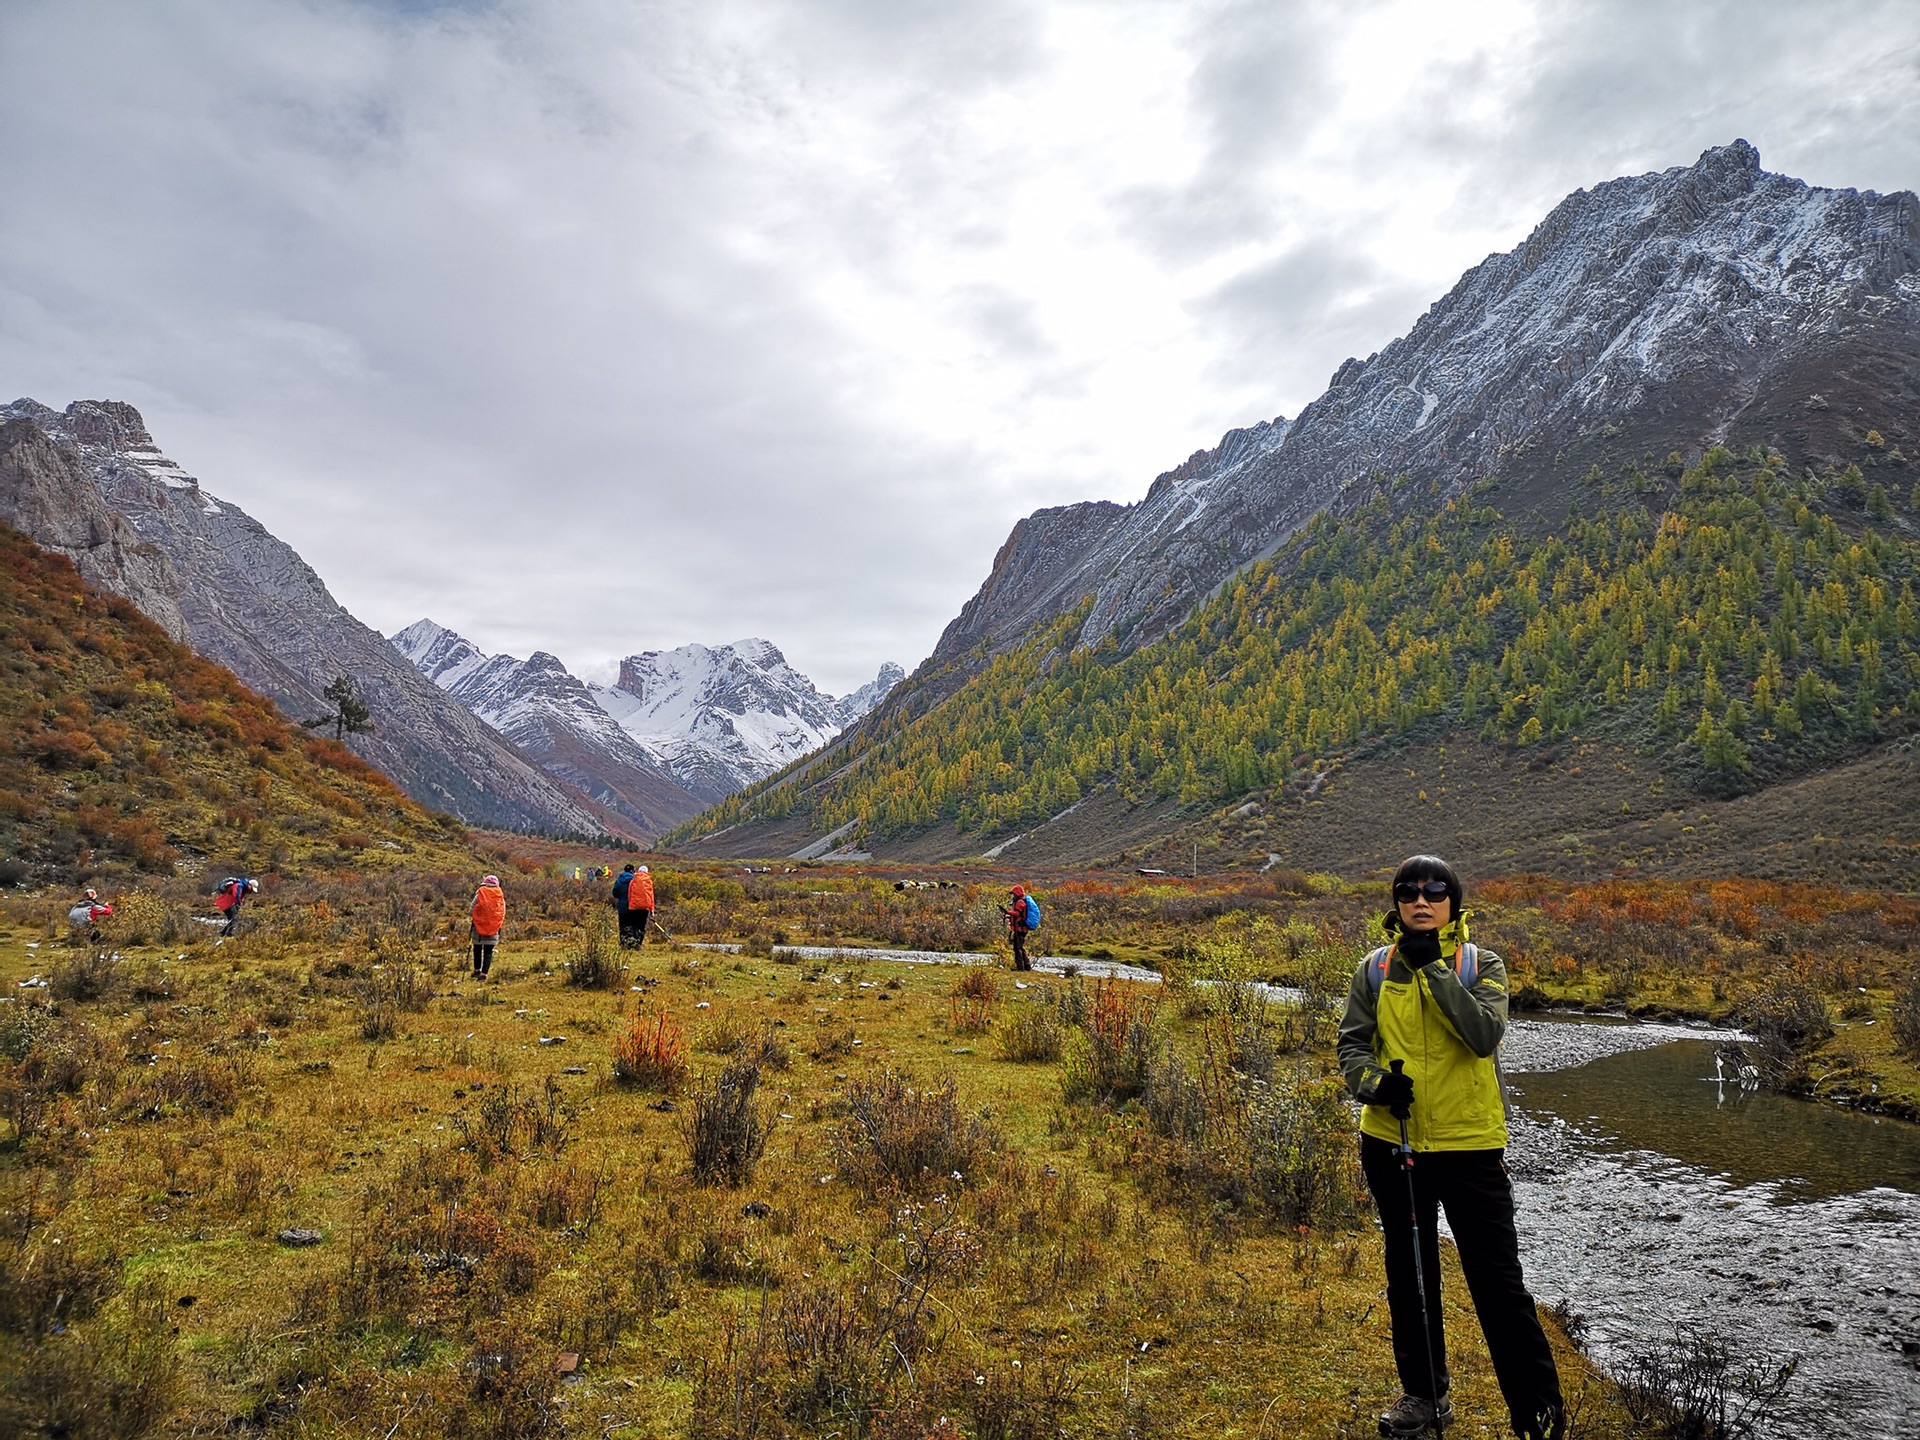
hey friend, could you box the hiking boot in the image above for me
[1379,1393,1452,1437]
[1514,1403,1565,1440]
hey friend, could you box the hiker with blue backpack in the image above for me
[1336,855,1564,1440]
[1000,884,1040,971]
[213,877,257,937]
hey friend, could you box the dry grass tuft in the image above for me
[685,1059,772,1187]
[836,1070,999,1196]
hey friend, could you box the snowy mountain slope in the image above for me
[593,641,902,803]
[927,140,1920,683]
[0,398,626,838]
[927,415,1290,686]
[391,619,703,836]
[395,624,901,808]
[837,662,907,726]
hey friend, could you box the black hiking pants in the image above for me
[1009,929,1030,971]
[619,909,650,948]
[1359,1136,1561,1426]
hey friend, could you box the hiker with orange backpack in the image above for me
[612,863,655,948]
[1336,855,1564,1440]
[470,874,506,979]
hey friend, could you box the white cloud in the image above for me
[2,0,1917,693]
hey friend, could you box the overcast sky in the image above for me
[4,1,1919,693]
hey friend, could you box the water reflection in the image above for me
[1503,1036,1920,1199]
[1492,1020,1920,1438]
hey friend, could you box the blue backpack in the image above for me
[1022,895,1041,930]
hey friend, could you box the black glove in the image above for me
[1398,927,1442,967]
[1373,1067,1414,1119]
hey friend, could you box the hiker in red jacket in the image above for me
[67,887,113,942]
[213,877,256,937]
[470,875,506,979]
[1000,885,1038,972]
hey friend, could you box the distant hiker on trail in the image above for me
[613,863,654,948]
[1336,855,1564,1440]
[213,877,256,937]
[67,886,112,942]
[1000,885,1039,972]
[470,874,505,979]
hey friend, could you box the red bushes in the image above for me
[612,1009,690,1091]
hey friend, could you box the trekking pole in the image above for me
[1391,1059,1445,1427]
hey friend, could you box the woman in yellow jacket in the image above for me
[1337,855,1563,1440]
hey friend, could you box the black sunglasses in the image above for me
[1393,879,1452,903]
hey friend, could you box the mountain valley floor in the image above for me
[1,855,1912,1438]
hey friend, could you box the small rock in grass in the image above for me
[277,1228,324,1247]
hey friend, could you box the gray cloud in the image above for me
[3,0,1918,695]
[1193,233,1431,401]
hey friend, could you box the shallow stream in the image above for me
[1497,1017,1920,1439]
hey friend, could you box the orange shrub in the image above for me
[612,1010,689,1091]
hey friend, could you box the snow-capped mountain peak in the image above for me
[590,639,901,801]
[391,618,490,689]
[388,619,702,834]
[394,624,903,808]
[838,662,907,725]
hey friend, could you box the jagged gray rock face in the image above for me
[929,140,1920,679]
[391,619,703,837]
[927,417,1289,679]
[0,407,188,642]
[0,399,624,838]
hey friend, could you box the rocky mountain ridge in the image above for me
[395,623,901,806]
[390,619,706,835]
[0,416,188,643]
[0,398,629,839]
[596,639,901,801]
[926,141,1920,685]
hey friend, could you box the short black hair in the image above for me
[1383,854,1465,937]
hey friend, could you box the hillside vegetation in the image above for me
[0,521,476,885]
[678,449,1920,856]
